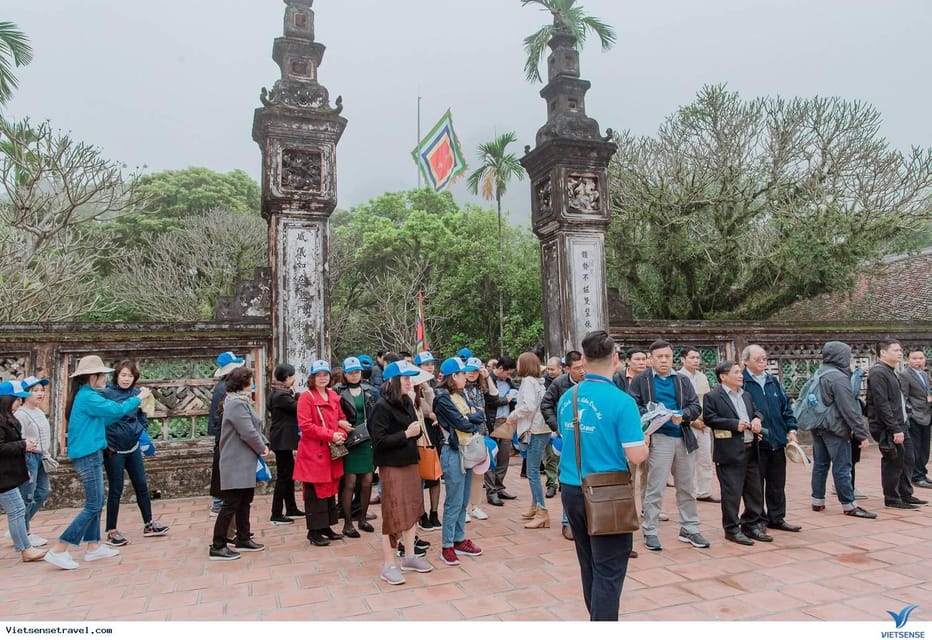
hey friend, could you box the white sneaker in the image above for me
[27,534,48,547]
[465,513,471,523]
[85,545,120,562]
[44,550,79,570]
[469,506,489,521]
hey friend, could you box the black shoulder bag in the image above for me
[573,385,640,535]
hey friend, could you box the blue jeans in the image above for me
[59,450,105,546]
[811,430,856,510]
[440,446,472,548]
[526,433,549,509]
[103,447,152,531]
[562,484,633,621]
[0,487,30,551]
[21,452,50,531]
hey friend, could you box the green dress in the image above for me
[343,388,374,475]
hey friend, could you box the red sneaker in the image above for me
[440,547,460,566]
[453,539,482,556]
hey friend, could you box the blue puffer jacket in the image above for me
[100,382,148,452]
[742,369,796,449]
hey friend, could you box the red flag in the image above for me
[415,290,429,353]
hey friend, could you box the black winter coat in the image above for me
[369,397,419,468]
[267,386,300,451]
[541,373,578,432]
[0,417,28,492]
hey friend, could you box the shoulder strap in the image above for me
[573,384,583,477]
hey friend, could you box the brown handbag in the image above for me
[572,385,640,536]
[415,408,442,481]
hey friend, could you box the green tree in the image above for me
[109,167,260,244]
[0,21,32,105]
[607,84,932,320]
[466,132,525,355]
[329,190,542,359]
[521,0,616,83]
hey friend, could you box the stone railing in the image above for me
[0,322,271,508]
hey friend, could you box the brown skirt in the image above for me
[379,464,422,537]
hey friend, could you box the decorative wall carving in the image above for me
[536,178,552,213]
[566,173,600,212]
[281,149,322,192]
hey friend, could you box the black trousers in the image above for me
[881,435,915,503]
[758,445,788,525]
[271,449,298,517]
[716,445,765,534]
[212,487,254,548]
[303,482,338,531]
[561,484,633,621]
[908,418,931,483]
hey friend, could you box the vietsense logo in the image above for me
[880,605,924,639]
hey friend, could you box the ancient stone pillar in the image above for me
[520,22,617,358]
[252,0,346,390]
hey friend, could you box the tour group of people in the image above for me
[3,335,930,616]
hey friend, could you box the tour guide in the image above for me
[557,330,649,621]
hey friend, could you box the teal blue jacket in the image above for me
[67,384,141,459]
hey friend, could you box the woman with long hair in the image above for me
[14,375,52,547]
[267,363,304,524]
[295,360,350,547]
[208,366,270,561]
[506,352,551,528]
[100,360,170,546]
[44,355,151,570]
[333,356,377,538]
[462,356,495,522]
[433,357,486,566]
[369,360,434,584]
[0,381,46,562]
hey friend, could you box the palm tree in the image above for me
[467,132,525,354]
[0,21,32,105]
[521,0,616,84]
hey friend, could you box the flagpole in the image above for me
[416,93,422,189]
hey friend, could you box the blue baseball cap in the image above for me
[414,351,437,366]
[214,351,246,378]
[310,360,332,375]
[357,354,374,368]
[0,380,31,398]
[440,357,467,377]
[343,357,363,373]
[21,375,49,389]
[383,360,421,380]
[457,348,473,359]
[464,357,482,372]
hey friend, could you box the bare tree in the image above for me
[0,118,139,321]
[101,210,267,321]
[608,85,932,319]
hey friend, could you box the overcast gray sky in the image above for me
[6,0,931,226]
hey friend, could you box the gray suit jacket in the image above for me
[901,367,931,427]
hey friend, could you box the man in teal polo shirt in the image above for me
[558,330,649,621]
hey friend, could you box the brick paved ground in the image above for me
[1,447,930,622]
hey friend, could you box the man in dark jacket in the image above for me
[741,345,802,532]
[704,360,769,545]
[811,341,875,518]
[901,347,932,489]
[867,340,926,509]
[628,340,705,552]
[540,350,585,541]
[484,356,517,506]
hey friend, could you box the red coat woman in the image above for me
[294,360,350,545]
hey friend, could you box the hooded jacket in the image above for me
[100,382,147,452]
[817,341,869,442]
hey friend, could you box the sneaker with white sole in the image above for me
[464,513,471,523]
[677,529,711,549]
[439,547,460,566]
[143,522,170,537]
[380,564,405,585]
[44,549,79,570]
[27,533,48,547]
[85,545,120,561]
[468,506,489,520]
[106,530,129,547]
[401,555,434,573]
